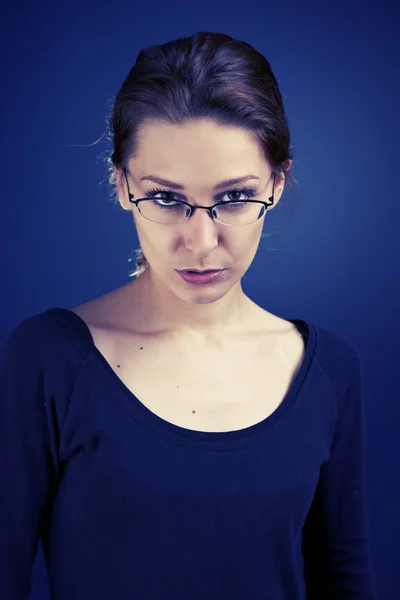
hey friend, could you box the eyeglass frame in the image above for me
[123,168,276,227]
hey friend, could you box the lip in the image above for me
[176,269,225,285]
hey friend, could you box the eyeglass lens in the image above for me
[136,199,266,225]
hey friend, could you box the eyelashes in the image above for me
[145,186,259,202]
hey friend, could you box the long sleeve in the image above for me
[0,319,59,599]
[301,349,378,599]
[0,308,379,599]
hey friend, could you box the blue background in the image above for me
[1,0,398,598]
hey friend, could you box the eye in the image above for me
[145,187,180,206]
[219,187,258,203]
[144,186,258,204]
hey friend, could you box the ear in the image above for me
[283,158,293,174]
[279,159,292,186]
[270,159,293,209]
[113,165,123,192]
[113,166,130,210]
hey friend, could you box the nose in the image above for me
[182,206,220,256]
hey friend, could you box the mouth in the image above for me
[179,269,223,273]
[176,268,226,285]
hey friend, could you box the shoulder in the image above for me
[69,280,135,330]
[261,304,361,369]
[1,310,61,359]
[261,309,363,391]
[67,282,139,358]
[309,321,364,406]
[313,321,361,365]
[1,306,92,369]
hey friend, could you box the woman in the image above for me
[0,31,377,599]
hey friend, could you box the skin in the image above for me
[114,118,291,344]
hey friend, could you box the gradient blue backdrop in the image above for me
[1,0,398,598]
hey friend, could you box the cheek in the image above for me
[134,219,170,260]
[231,222,264,256]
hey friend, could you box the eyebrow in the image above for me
[139,174,261,190]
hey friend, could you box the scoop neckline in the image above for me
[55,307,318,450]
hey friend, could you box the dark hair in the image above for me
[106,31,294,278]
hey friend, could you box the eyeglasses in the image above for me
[123,168,276,227]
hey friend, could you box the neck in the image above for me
[130,268,255,342]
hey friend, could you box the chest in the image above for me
[87,326,306,433]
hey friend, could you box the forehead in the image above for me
[131,118,269,181]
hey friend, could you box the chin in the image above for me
[175,279,239,306]
[185,291,227,305]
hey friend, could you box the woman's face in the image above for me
[117,118,288,305]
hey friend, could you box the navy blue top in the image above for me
[0,307,377,599]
